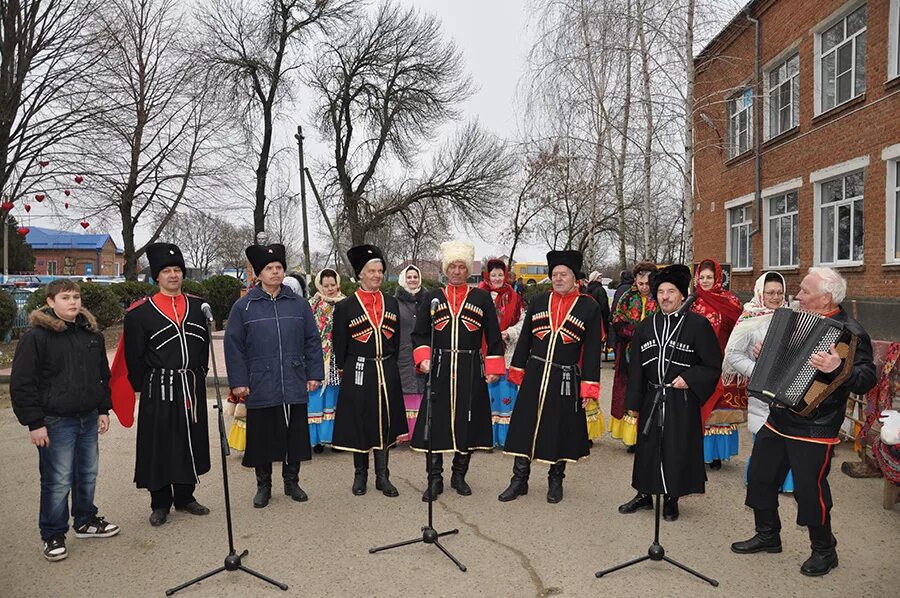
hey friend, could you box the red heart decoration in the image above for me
[64,189,71,197]
[74,175,84,184]
[35,193,45,202]
[1,201,13,211]
[24,204,31,213]
[80,220,89,229]
[17,227,30,236]
[64,202,69,209]
[39,160,49,167]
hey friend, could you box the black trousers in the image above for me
[150,483,196,510]
[746,425,835,527]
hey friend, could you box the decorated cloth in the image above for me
[409,284,505,453]
[862,344,900,484]
[477,259,524,334]
[609,287,657,444]
[395,265,425,442]
[503,289,603,464]
[307,269,346,445]
[692,259,744,462]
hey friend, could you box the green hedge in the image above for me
[25,283,123,329]
[525,283,551,303]
[0,289,17,339]
[109,280,156,307]
[202,275,242,329]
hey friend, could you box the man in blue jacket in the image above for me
[225,244,325,508]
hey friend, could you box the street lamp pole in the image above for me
[294,125,312,278]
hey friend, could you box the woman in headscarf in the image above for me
[307,268,346,452]
[609,261,658,449]
[691,258,743,470]
[479,259,524,447]
[395,265,426,441]
[722,271,793,491]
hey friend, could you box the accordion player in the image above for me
[748,308,858,416]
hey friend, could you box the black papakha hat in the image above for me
[547,250,584,276]
[347,244,386,278]
[651,264,691,298]
[246,243,287,276]
[147,243,186,281]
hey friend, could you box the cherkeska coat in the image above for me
[503,290,603,464]
[626,310,722,498]
[330,290,408,452]
[409,285,505,453]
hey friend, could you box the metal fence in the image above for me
[9,289,33,339]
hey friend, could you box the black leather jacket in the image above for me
[767,308,876,439]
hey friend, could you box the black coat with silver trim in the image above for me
[124,294,210,490]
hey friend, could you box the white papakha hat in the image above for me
[440,240,475,275]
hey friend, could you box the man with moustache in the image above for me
[617,264,722,522]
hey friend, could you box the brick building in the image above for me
[693,0,900,339]
[25,226,125,277]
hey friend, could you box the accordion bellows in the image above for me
[748,308,858,416]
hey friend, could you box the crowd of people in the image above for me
[9,239,890,581]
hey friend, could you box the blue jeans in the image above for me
[37,411,100,540]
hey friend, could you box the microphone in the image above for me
[678,293,697,314]
[430,297,439,316]
[200,302,214,322]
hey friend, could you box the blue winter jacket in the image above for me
[224,284,325,409]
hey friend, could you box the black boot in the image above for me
[421,454,444,502]
[352,452,369,496]
[450,452,472,496]
[374,449,399,497]
[663,495,679,521]
[618,492,652,514]
[498,457,531,502]
[253,464,272,508]
[800,524,838,576]
[731,509,783,554]
[547,462,566,504]
[282,462,308,502]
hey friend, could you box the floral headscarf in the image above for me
[310,268,346,386]
[691,258,742,352]
[721,271,787,384]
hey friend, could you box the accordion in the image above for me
[748,308,857,416]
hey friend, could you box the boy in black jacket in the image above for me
[11,279,120,562]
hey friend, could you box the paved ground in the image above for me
[1,365,897,597]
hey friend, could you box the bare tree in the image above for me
[308,1,515,245]
[197,0,357,236]
[505,149,552,267]
[216,220,255,279]
[66,0,231,279]
[154,209,224,277]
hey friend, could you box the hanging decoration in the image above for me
[1,201,13,211]
[64,189,71,197]
[24,203,32,213]
[80,220,90,229]
[74,175,84,184]
[17,226,30,236]
[35,193,45,202]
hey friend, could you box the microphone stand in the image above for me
[167,312,288,595]
[595,295,717,587]
[369,300,466,571]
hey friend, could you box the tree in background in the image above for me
[308,1,515,246]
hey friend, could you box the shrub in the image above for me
[201,275,242,329]
[0,289,18,339]
[525,282,551,303]
[182,279,205,297]
[110,280,155,308]
[26,283,123,329]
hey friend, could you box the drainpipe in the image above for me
[747,10,763,240]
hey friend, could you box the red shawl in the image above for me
[478,262,523,332]
[691,259,742,352]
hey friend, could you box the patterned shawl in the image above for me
[691,258,742,352]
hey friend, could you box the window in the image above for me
[727,89,753,159]
[819,171,864,264]
[47,260,57,276]
[888,158,900,262]
[766,53,799,139]
[767,192,799,267]
[894,161,900,260]
[819,4,867,113]
[728,203,753,269]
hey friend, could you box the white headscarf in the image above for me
[721,271,788,384]
[398,264,422,294]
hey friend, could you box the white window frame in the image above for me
[884,143,900,264]
[813,1,868,116]
[725,194,754,271]
[889,0,900,81]
[764,51,800,140]
[727,88,753,159]
[762,178,803,269]
[812,156,869,266]
[47,260,57,276]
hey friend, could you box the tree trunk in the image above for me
[616,0,633,270]
[638,2,653,260]
[683,0,696,264]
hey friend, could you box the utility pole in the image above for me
[294,126,312,278]
[304,168,353,275]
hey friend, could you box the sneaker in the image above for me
[74,516,120,539]
[43,536,67,561]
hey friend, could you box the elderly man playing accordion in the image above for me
[732,267,875,577]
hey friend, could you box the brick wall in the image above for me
[33,240,124,276]
[693,0,900,301]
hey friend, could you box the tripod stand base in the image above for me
[369,526,467,572]
[166,549,289,595]
[595,542,718,587]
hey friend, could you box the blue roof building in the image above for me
[24,226,124,277]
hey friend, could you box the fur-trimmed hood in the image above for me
[29,307,100,333]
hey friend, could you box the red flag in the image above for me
[110,333,136,428]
